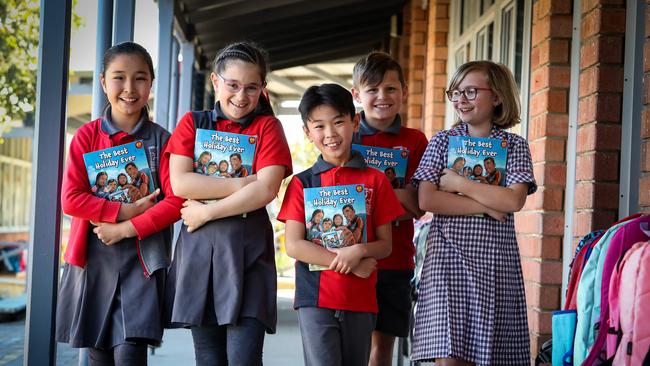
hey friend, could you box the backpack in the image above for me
[608,241,650,365]
[565,230,603,310]
[573,220,629,364]
[583,215,650,365]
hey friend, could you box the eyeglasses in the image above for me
[445,87,492,102]
[217,73,266,96]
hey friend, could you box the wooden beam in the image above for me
[190,0,304,23]
[267,74,307,95]
[303,66,353,89]
[191,0,369,30]
[271,41,381,71]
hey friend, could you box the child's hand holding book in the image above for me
[117,189,160,221]
[327,244,365,274]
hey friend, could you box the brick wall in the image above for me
[517,0,573,361]
[398,1,412,123]
[641,1,650,212]
[423,0,449,138]
[574,0,625,240]
[405,0,428,130]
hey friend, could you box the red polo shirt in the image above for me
[357,113,429,269]
[165,107,293,178]
[278,152,404,312]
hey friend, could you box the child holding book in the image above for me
[56,42,183,365]
[164,41,292,365]
[411,60,536,365]
[350,51,429,365]
[278,83,403,366]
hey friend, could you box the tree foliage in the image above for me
[0,0,39,134]
[0,0,82,137]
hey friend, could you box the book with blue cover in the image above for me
[352,144,409,189]
[303,184,367,271]
[447,136,508,187]
[194,128,257,179]
[83,140,154,203]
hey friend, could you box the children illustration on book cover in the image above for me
[447,136,508,186]
[304,184,367,247]
[352,144,409,189]
[83,140,154,203]
[193,128,256,178]
[303,184,368,271]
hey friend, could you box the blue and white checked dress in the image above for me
[411,123,536,365]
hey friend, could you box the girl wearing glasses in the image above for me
[411,60,536,366]
[164,42,292,364]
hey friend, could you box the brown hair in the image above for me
[353,51,406,88]
[448,60,520,129]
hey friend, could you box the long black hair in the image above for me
[101,41,155,121]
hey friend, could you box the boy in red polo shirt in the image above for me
[351,52,429,365]
[278,83,404,366]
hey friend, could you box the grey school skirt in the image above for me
[164,208,277,333]
[56,230,166,349]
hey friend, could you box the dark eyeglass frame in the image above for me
[217,73,266,96]
[445,87,492,102]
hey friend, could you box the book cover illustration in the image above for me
[352,144,409,189]
[447,136,508,187]
[83,140,155,203]
[303,184,367,271]
[194,128,256,179]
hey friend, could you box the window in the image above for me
[447,0,532,135]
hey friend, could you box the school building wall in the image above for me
[396,0,644,363]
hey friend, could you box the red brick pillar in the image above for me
[574,1,625,240]
[405,1,428,131]
[423,0,449,138]
[641,2,650,212]
[517,0,572,361]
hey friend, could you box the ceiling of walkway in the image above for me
[175,0,405,103]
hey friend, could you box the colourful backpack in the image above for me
[565,231,603,310]
[573,221,629,364]
[608,241,650,365]
[583,215,650,365]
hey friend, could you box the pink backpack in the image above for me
[582,215,650,365]
[607,241,650,365]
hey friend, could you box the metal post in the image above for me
[168,38,180,131]
[178,41,195,120]
[561,0,582,298]
[112,0,135,44]
[24,0,71,364]
[154,0,173,127]
[618,0,644,218]
[91,0,113,119]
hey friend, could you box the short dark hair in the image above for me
[353,52,406,88]
[230,153,242,160]
[342,204,355,212]
[298,83,356,126]
[125,162,137,170]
